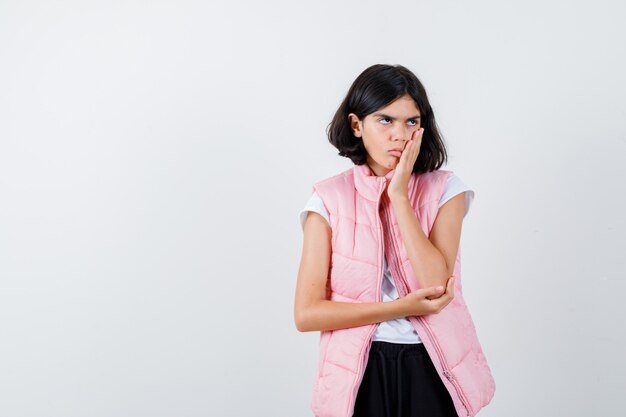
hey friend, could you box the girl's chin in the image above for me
[385,159,399,169]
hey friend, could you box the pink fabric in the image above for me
[309,163,495,417]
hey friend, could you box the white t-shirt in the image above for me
[299,172,475,344]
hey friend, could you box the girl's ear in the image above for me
[347,113,362,138]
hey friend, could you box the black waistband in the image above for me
[369,341,428,359]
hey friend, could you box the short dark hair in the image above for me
[326,64,447,173]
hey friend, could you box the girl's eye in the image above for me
[380,118,419,126]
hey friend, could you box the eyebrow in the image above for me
[372,113,421,120]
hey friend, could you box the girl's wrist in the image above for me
[391,297,409,318]
[389,193,410,206]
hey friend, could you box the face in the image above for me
[348,94,422,177]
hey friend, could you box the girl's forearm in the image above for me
[388,195,449,289]
[296,299,408,333]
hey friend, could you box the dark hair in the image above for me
[327,64,447,173]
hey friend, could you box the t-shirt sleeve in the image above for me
[299,191,330,231]
[438,173,475,218]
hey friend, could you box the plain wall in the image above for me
[1,1,625,416]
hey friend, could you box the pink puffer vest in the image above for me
[309,163,495,417]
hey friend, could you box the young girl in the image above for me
[295,64,495,417]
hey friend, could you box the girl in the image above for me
[294,64,495,417]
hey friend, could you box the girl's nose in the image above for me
[392,127,409,142]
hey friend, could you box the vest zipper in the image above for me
[380,193,474,417]
[411,316,474,417]
[347,180,385,417]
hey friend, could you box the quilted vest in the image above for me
[309,163,495,417]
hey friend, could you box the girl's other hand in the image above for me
[397,275,455,316]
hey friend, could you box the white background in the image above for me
[1,1,625,416]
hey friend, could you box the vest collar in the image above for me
[353,163,418,202]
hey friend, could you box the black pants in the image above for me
[353,341,458,417]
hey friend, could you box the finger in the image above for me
[400,142,408,161]
[400,143,413,169]
[442,277,456,305]
[432,277,455,306]
[405,140,416,161]
[403,139,413,156]
[437,276,453,298]
[405,142,413,164]
[415,128,424,144]
[412,128,423,140]
[437,295,453,312]
[447,276,455,296]
[424,285,444,300]
[425,292,445,301]
[422,285,445,298]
